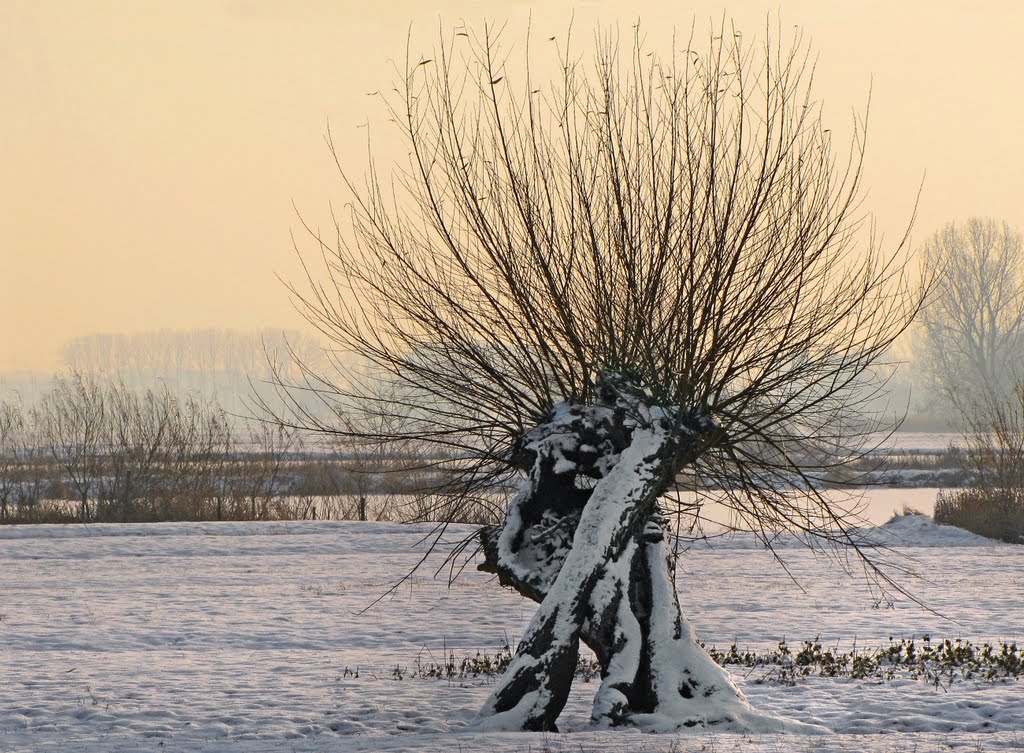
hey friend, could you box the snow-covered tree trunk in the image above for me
[477,396,802,732]
[587,521,778,731]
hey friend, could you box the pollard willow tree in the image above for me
[283,23,918,732]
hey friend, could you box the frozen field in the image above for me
[3,516,1023,752]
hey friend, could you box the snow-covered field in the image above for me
[3,516,1023,752]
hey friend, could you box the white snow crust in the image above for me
[2,515,1023,752]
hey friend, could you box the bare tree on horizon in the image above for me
[916,218,1024,414]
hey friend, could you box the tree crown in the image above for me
[284,21,918,535]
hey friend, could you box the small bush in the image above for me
[934,487,1024,544]
[704,636,1024,687]
[886,504,925,524]
[398,641,601,683]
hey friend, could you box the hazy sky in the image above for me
[3,0,1022,373]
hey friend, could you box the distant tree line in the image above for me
[58,328,330,419]
[0,370,459,525]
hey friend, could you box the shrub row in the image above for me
[0,371,499,525]
[934,488,1024,544]
[392,636,1023,688]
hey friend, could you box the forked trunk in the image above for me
[476,398,806,732]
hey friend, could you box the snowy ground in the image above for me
[3,516,1023,752]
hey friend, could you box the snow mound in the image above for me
[689,513,1007,551]
[864,513,1004,548]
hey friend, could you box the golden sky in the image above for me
[2,0,1022,373]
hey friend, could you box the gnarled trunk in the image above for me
[476,398,801,732]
